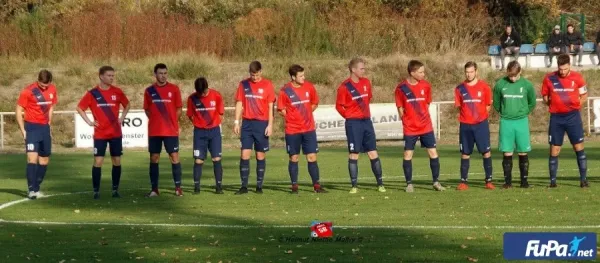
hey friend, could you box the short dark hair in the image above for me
[407,60,424,74]
[557,53,571,66]
[99,66,114,75]
[506,24,512,28]
[154,63,167,73]
[249,61,262,73]
[567,24,574,28]
[37,69,53,84]
[348,57,365,72]
[464,61,478,70]
[507,61,521,73]
[288,64,304,78]
[194,77,208,94]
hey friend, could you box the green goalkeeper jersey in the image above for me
[493,76,536,120]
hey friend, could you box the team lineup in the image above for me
[15,54,590,200]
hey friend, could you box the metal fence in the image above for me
[1,98,599,150]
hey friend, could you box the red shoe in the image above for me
[145,189,160,197]
[456,182,469,191]
[313,184,327,193]
[175,187,183,196]
[485,182,496,190]
[291,184,299,194]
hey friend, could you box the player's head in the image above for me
[154,63,168,84]
[557,53,571,77]
[506,61,521,83]
[99,66,115,85]
[464,61,478,82]
[288,64,305,84]
[249,61,262,82]
[37,69,53,88]
[407,60,425,81]
[567,24,574,33]
[505,25,512,34]
[348,57,366,78]
[194,77,209,95]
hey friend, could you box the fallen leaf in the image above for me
[59,261,66,263]
[329,258,336,262]
[467,256,478,262]
[74,210,80,214]
[466,236,476,240]
[252,247,256,252]
[285,250,293,254]
[461,244,468,249]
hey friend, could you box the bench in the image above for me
[489,42,598,68]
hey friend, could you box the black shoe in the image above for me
[548,183,558,188]
[193,185,201,195]
[580,180,590,188]
[520,181,530,188]
[112,191,121,198]
[93,192,100,199]
[215,186,224,194]
[234,187,248,195]
[255,188,263,194]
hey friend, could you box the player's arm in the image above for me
[541,77,551,106]
[277,91,286,117]
[15,104,26,140]
[175,88,183,118]
[578,77,588,107]
[143,89,151,118]
[76,107,96,127]
[394,87,404,118]
[119,92,131,123]
[311,85,319,112]
[454,87,461,109]
[233,84,244,135]
[526,83,537,113]
[76,92,97,127]
[492,83,502,113]
[265,101,274,136]
[334,86,346,118]
[186,97,194,123]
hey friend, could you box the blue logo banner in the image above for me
[504,232,597,260]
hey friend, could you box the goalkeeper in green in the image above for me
[493,61,537,189]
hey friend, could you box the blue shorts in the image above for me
[24,122,51,157]
[241,119,269,152]
[459,120,491,155]
[345,119,377,153]
[285,131,319,156]
[94,137,123,157]
[404,131,436,150]
[549,111,584,146]
[148,136,179,154]
[193,126,222,160]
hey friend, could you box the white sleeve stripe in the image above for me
[579,86,587,95]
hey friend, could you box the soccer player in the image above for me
[454,62,494,190]
[187,77,225,194]
[541,54,589,188]
[493,61,536,189]
[16,70,57,200]
[144,63,184,197]
[335,57,385,194]
[277,64,326,194]
[395,60,445,193]
[233,61,276,195]
[76,66,131,199]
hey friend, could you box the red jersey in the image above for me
[454,80,492,124]
[77,86,129,139]
[335,77,372,119]
[395,80,433,136]
[277,81,319,134]
[17,83,58,125]
[186,89,224,129]
[234,78,276,121]
[541,71,587,114]
[143,82,183,137]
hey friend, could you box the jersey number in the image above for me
[27,144,34,151]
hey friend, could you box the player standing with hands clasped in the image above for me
[541,54,589,188]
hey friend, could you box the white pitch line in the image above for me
[0,191,599,230]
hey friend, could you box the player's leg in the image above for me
[403,135,418,193]
[286,133,301,194]
[515,118,532,188]
[192,128,207,194]
[147,136,162,196]
[165,136,183,196]
[209,127,224,194]
[303,131,324,193]
[109,137,123,198]
[458,123,474,190]
[474,120,494,188]
[421,132,444,191]
[236,120,253,195]
[92,139,108,199]
[24,126,41,199]
[499,118,517,188]
[345,120,362,193]
[253,120,269,194]
[364,120,384,191]
[565,112,588,187]
[548,114,565,187]
[35,125,51,196]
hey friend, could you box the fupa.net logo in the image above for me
[504,232,597,260]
